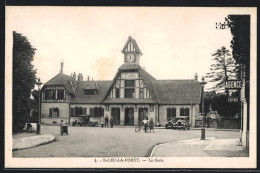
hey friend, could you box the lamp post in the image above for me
[36,78,43,134]
[200,76,207,140]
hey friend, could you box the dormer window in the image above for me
[84,89,97,95]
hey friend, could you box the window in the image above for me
[49,107,59,117]
[90,107,104,117]
[84,89,96,95]
[57,90,64,99]
[71,106,86,117]
[125,80,135,87]
[125,88,135,98]
[116,88,120,98]
[45,90,55,99]
[180,108,189,116]
[139,88,144,98]
[167,108,176,119]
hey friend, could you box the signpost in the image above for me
[225,80,242,89]
[225,80,242,103]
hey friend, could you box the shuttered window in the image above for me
[167,108,176,119]
[180,108,189,116]
[71,108,75,117]
[93,107,104,117]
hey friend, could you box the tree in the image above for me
[226,15,250,130]
[203,92,239,118]
[13,31,37,132]
[205,46,236,93]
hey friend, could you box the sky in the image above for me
[6,7,255,90]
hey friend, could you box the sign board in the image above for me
[121,72,139,79]
[228,97,239,102]
[225,80,242,89]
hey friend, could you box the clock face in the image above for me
[126,53,135,62]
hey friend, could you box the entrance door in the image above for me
[111,108,120,125]
[139,108,148,123]
[125,108,134,126]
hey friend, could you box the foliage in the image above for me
[13,31,37,132]
[202,92,239,118]
[227,15,250,82]
[205,47,236,93]
[227,15,250,130]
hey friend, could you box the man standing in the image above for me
[105,115,109,128]
[142,117,149,133]
[110,117,114,128]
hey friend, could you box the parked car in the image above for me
[173,119,190,130]
[72,116,98,127]
[165,119,175,129]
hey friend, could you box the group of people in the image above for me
[100,115,114,128]
[142,117,155,133]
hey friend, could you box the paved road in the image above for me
[13,125,240,157]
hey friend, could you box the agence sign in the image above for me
[225,80,242,89]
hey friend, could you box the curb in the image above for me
[13,135,56,151]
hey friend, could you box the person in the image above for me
[110,116,114,128]
[105,115,109,128]
[26,123,32,133]
[101,116,105,128]
[60,120,65,134]
[142,117,149,133]
[149,118,155,133]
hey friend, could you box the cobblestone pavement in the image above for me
[13,125,242,157]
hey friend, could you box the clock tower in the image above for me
[121,36,142,64]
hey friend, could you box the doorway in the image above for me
[139,108,148,123]
[125,108,134,126]
[111,108,120,125]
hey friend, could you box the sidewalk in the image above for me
[13,134,55,151]
[150,137,249,157]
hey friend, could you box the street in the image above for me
[13,125,241,157]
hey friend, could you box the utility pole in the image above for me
[200,76,207,140]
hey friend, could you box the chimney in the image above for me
[88,76,90,81]
[73,72,76,81]
[60,59,64,74]
[78,73,83,81]
[92,77,93,81]
[194,73,198,81]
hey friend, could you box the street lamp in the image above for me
[200,76,207,140]
[35,78,43,134]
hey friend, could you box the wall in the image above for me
[41,102,69,124]
[159,105,199,127]
[70,104,106,124]
[70,104,156,126]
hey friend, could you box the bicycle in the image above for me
[135,122,150,132]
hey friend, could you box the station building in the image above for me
[40,36,202,127]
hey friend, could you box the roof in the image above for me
[43,68,201,105]
[44,73,74,93]
[45,73,73,85]
[121,36,142,54]
[70,81,112,104]
[153,80,202,104]
[81,81,98,90]
[118,63,141,70]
